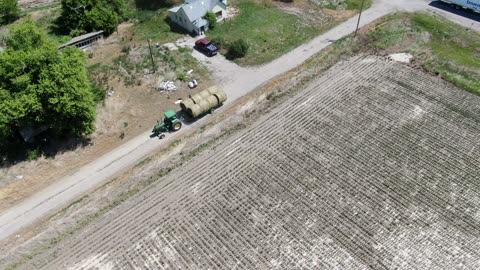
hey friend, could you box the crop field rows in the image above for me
[15,56,480,270]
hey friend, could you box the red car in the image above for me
[194,39,219,56]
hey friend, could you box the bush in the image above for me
[27,148,41,161]
[226,39,249,60]
[210,36,225,48]
[204,11,217,30]
[177,72,187,81]
[0,0,20,25]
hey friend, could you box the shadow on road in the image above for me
[429,1,480,23]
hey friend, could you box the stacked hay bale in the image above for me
[180,86,227,118]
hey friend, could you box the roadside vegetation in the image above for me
[366,12,480,95]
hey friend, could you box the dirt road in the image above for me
[0,0,477,241]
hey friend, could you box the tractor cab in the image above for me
[152,110,182,137]
[163,110,181,129]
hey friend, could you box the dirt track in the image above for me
[14,56,480,269]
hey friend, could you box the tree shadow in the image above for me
[0,131,92,168]
[429,1,480,23]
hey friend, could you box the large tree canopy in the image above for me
[0,0,20,25]
[59,0,129,35]
[0,20,96,142]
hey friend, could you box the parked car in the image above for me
[194,39,219,56]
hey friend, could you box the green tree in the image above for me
[204,11,217,30]
[59,0,128,35]
[0,0,21,25]
[226,39,249,60]
[0,20,96,143]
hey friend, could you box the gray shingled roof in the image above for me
[194,18,209,27]
[170,0,225,23]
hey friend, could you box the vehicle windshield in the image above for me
[207,44,218,50]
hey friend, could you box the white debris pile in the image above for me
[387,53,413,63]
[160,81,177,91]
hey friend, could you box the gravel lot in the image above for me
[13,56,480,269]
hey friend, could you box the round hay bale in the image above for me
[180,99,195,111]
[199,89,211,99]
[208,87,227,103]
[207,86,219,95]
[198,99,211,114]
[189,104,202,118]
[191,93,203,104]
[206,95,219,108]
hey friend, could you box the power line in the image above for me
[354,0,366,38]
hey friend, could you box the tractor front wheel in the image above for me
[173,122,182,131]
[159,133,166,139]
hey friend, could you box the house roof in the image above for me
[168,6,181,12]
[170,0,225,23]
[194,18,209,27]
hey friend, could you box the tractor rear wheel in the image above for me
[173,122,182,131]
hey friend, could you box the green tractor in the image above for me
[152,110,182,139]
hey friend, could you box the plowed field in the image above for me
[15,56,480,269]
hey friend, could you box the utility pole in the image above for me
[354,0,366,38]
[147,39,156,73]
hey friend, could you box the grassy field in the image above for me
[132,9,186,42]
[207,1,336,65]
[365,13,480,95]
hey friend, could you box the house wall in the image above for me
[211,5,227,21]
[169,0,228,35]
[169,9,196,33]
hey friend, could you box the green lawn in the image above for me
[207,1,335,66]
[133,9,185,42]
